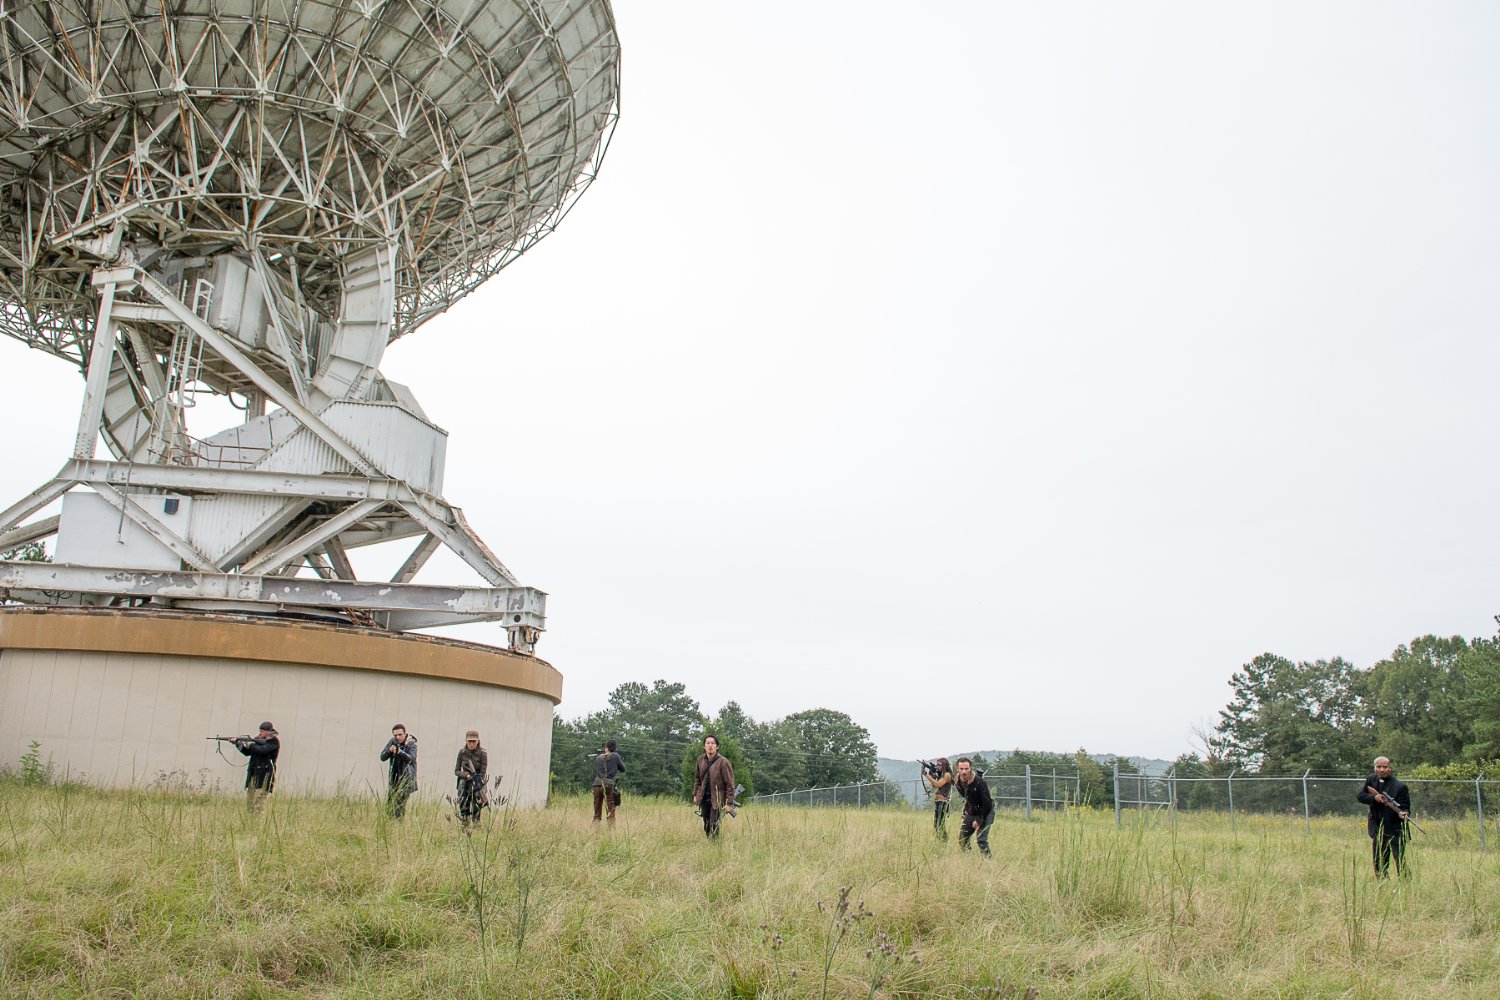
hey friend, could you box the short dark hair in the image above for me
[955,756,972,766]
[605,739,617,752]
[392,723,406,731]
[704,733,719,744]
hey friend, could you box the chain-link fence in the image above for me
[748,767,1083,818]
[750,765,1497,848]
[1112,765,1495,846]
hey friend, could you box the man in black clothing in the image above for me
[954,756,994,857]
[1356,755,1412,877]
[379,723,418,819]
[592,739,625,826]
[235,722,279,813]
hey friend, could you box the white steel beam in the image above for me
[0,560,547,623]
[0,515,60,552]
[322,537,356,581]
[392,533,440,584]
[240,499,384,576]
[0,475,75,535]
[60,459,412,504]
[73,275,122,458]
[399,497,517,587]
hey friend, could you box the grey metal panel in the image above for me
[321,402,449,495]
[184,493,300,565]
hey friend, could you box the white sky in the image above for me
[5,1,1500,761]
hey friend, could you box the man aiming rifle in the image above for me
[919,758,953,840]
[1356,755,1414,878]
[209,722,279,812]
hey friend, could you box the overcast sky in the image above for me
[5,2,1500,762]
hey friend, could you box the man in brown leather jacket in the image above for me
[691,734,737,839]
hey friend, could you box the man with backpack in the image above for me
[592,739,625,826]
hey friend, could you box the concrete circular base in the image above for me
[0,606,560,806]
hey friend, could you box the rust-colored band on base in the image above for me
[0,606,562,703]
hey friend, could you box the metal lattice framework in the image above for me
[0,1,620,647]
[0,0,619,369]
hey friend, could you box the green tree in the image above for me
[608,680,705,796]
[679,731,751,798]
[1072,748,1110,806]
[1,541,48,562]
[782,708,879,787]
[1209,653,1369,773]
[1459,635,1500,761]
[709,704,808,794]
[1361,636,1472,767]
[1,540,49,606]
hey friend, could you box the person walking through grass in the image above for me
[592,738,625,826]
[379,723,418,819]
[454,729,488,828]
[954,756,994,857]
[235,722,279,813]
[692,734,737,839]
[921,757,954,840]
[1357,755,1412,878]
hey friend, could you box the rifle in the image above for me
[207,735,249,743]
[1365,785,1425,834]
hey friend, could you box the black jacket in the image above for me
[1356,772,1411,839]
[380,735,418,792]
[956,773,993,818]
[237,734,279,790]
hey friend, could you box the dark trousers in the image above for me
[699,797,721,838]
[1371,827,1407,877]
[593,783,618,824]
[458,782,484,825]
[387,777,414,819]
[959,807,995,855]
[933,798,949,840]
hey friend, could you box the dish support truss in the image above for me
[0,244,545,651]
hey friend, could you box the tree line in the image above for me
[1189,627,1500,779]
[549,679,883,798]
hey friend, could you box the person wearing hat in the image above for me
[234,722,280,813]
[454,729,488,827]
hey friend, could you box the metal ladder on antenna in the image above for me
[147,279,212,463]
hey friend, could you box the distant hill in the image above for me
[876,751,1174,804]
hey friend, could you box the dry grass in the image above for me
[1,778,1498,998]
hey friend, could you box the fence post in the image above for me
[1113,760,1121,829]
[1478,775,1487,850]
[1167,766,1177,830]
[857,782,861,808]
[1051,769,1058,810]
[1301,769,1311,834]
[1227,768,1236,834]
[1025,765,1033,821]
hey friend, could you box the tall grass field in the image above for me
[2,779,1497,998]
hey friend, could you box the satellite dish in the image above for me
[0,1,621,646]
